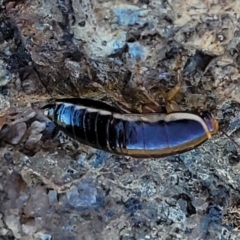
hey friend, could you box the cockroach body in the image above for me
[43,98,219,158]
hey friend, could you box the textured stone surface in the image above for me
[0,0,240,240]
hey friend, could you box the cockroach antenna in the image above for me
[220,129,240,150]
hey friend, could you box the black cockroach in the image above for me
[43,97,219,158]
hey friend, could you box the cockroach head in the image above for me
[199,111,219,135]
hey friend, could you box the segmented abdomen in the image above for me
[47,101,210,158]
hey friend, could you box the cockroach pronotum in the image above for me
[43,97,219,158]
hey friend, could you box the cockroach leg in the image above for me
[164,61,183,113]
[164,87,182,113]
[91,82,133,113]
[113,102,132,114]
[165,82,181,102]
[141,103,165,113]
[140,72,182,114]
[139,86,161,107]
[165,100,182,113]
[141,91,181,113]
[165,57,183,102]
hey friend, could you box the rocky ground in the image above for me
[0,0,240,239]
